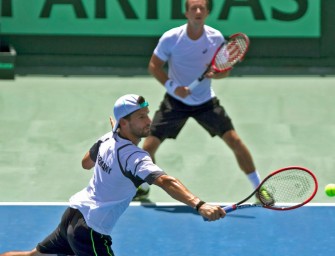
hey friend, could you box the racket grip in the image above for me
[223,205,237,213]
[188,79,200,91]
[202,204,237,221]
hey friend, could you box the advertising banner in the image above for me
[0,0,320,37]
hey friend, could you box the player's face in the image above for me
[128,107,151,138]
[185,0,209,26]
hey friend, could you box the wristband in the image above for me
[195,200,206,212]
[164,79,179,95]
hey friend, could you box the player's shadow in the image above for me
[140,203,255,219]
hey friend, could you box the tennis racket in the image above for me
[214,166,318,218]
[188,32,250,91]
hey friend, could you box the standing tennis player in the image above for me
[0,94,225,256]
[140,0,271,202]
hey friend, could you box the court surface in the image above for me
[1,75,335,254]
[0,203,334,255]
[1,75,335,203]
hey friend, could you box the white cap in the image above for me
[112,94,149,133]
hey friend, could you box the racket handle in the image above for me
[202,204,237,221]
[188,79,200,91]
[223,205,237,213]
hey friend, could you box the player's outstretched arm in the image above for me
[153,175,225,221]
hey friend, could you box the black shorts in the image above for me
[37,207,114,256]
[150,94,234,141]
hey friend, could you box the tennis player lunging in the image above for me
[139,0,271,202]
[0,94,225,256]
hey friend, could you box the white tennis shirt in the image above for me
[70,132,165,235]
[154,24,225,106]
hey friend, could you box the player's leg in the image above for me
[221,130,255,175]
[139,135,162,200]
[0,249,55,256]
[62,208,114,256]
[193,97,260,188]
[140,94,190,200]
[194,98,274,203]
[222,130,273,204]
[0,208,77,256]
[143,93,189,162]
[142,135,161,163]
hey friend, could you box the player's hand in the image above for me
[109,116,116,128]
[204,69,216,78]
[174,86,191,98]
[198,203,226,221]
[205,69,230,79]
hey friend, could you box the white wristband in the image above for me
[164,79,179,95]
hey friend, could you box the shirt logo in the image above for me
[202,48,208,54]
[98,155,112,174]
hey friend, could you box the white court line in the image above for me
[0,202,334,207]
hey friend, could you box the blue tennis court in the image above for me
[0,203,334,255]
[1,76,335,255]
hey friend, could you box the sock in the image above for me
[247,171,261,189]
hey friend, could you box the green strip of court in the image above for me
[0,75,334,203]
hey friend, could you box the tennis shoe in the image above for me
[133,184,150,201]
[256,187,275,206]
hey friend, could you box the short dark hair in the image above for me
[185,0,210,11]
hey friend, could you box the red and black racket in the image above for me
[189,32,250,91]
[222,166,318,214]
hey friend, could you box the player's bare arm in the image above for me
[153,174,226,221]
[81,116,115,171]
[149,54,190,98]
[82,151,95,170]
[148,54,169,85]
[109,116,115,128]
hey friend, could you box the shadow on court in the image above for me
[141,203,256,219]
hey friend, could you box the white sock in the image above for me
[247,171,261,189]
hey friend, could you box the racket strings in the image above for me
[261,169,316,207]
[214,37,248,70]
[214,47,231,69]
